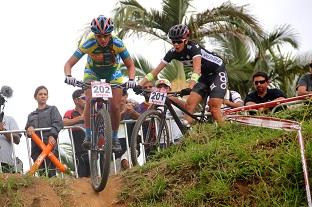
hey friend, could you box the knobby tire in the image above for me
[130,109,170,166]
[90,109,112,192]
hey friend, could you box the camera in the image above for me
[0,85,13,106]
[0,94,5,106]
[0,86,13,122]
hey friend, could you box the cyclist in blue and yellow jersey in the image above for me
[64,15,136,151]
[139,24,227,125]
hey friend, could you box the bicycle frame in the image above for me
[74,80,123,192]
[153,92,211,136]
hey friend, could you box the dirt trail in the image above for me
[68,176,125,207]
[2,174,126,207]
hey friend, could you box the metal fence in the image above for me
[0,117,181,177]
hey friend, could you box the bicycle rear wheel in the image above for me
[90,109,112,192]
[130,109,170,166]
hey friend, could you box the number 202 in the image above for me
[93,85,110,93]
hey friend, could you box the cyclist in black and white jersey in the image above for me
[139,24,228,124]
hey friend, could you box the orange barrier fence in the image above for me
[27,133,67,175]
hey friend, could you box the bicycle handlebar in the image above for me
[75,81,126,90]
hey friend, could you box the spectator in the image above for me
[118,82,154,170]
[206,89,243,111]
[296,62,312,96]
[244,72,286,113]
[25,86,63,177]
[63,89,90,177]
[0,114,21,173]
[223,90,244,109]
[155,79,183,141]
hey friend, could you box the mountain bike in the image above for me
[130,87,211,166]
[76,80,124,192]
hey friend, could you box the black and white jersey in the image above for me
[162,41,224,76]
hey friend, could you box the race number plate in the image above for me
[91,81,112,98]
[149,87,167,105]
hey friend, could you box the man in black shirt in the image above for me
[244,72,286,112]
[297,61,312,96]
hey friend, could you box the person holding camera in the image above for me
[0,85,21,173]
[0,114,21,173]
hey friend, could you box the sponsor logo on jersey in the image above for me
[201,49,223,66]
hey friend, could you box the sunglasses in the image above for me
[78,96,86,100]
[171,39,185,44]
[254,80,266,85]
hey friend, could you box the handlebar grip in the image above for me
[179,88,192,96]
[133,85,143,94]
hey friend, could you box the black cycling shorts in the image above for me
[192,66,227,99]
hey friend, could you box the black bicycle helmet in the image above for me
[168,24,190,40]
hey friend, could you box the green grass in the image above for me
[0,174,33,207]
[120,106,312,207]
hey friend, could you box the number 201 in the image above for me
[151,92,165,101]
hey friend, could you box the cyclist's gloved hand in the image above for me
[64,75,77,86]
[180,88,192,96]
[133,85,143,94]
[126,79,136,89]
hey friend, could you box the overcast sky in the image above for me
[1,0,311,170]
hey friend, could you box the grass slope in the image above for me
[119,106,312,207]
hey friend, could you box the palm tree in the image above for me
[213,34,255,97]
[113,0,263,42]
[254,25,308,97]
[214,24,308,98]
[113,0,264,91]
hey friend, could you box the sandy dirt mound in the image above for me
[67,176,125,207]
[1,174,126,207]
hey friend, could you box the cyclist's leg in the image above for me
[81,69,97,149]
[184,91,203,124]
[110,87,123,151]
[208,98,224,123]
[208,68,228,124]
[109,70,125,151]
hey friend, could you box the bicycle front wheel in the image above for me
[90,109,112,192]
[130,109,170,166]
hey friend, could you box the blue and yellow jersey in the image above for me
[73,33,130,80]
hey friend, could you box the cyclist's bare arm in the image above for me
[139,61,167,86]
[189,56,201,88]
[64,56,79,76]
[123,57,136,80]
